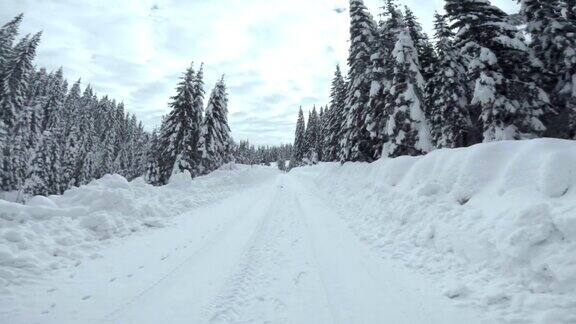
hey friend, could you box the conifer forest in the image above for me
[1,1,576,323]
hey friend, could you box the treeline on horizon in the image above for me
[0,15,291,199]
[290,0,576,166]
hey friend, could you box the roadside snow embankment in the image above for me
[293,139,576,323]
[0,164,277,290]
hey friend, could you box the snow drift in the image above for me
[0,164,276,290]
[292,138,576,323]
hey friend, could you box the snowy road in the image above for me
[2,172,483,324]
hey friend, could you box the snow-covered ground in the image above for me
[0,165,276,290]
[1,139,576,323]
[295,138,576,323]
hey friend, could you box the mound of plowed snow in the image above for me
[292,139,576,323]
[0,164,277,290]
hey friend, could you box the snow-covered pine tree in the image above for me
[234,140,250,165]
[75,84,97,187]
[276,156,286,171]
[23,128,63,196]
[145,130,161,185]
[157,66,195,183]
[197,76,233,175]
[9,97,39,189]
[427,13,471,148]
[304,107,321,164]
[321,105,331,162]
[25,86,65,198]
[0,33,40,191]
[291,107,306,165]
[181,64,205,177]
[0,33,40,139]
[23,134,51,196]
[0,14,23,88]
[318,106,325,162]
[321,107,331,162]
[445,0,550,142]
[324,66,347,162]
[340,0,377,163]
[303,109,313,163]
[94,97,117,179]
[366,0,403,160]
[40,68,66,132]
[519,0,576,138]
[384,21,431,158]
[157,63,204,183]
[111,103,128,175]
[403,6,436,83]
[128,118,148,180]
[41,68,69,192]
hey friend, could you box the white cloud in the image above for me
[0,0,519,145]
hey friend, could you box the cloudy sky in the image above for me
[0,0,517,145]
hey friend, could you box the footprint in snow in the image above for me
[294,271,307,285]
[82,295,91,300]
[127,274,133,278]
[139,265,144,269]
[109,277,117,282]
[161,255,168,261]
[42,304,55,314]
[47,288,57,293]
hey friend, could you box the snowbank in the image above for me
[0,164,277,290]
[293,139,576,323]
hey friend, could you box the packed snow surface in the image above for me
[1,139,576,323]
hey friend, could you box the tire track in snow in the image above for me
[284,175,483,324]
[99,184,279,323]
[203,186,288,324]
[203,178,336,324]
[288,189,342,324]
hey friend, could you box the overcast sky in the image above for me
[0,0,518,145]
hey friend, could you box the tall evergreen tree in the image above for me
[0,33,41,139]
[145,130,161,185]
[366,0,403,159]
[324,66,347,162]
[304,107,321,164]
[9,98,39,189]
[0,14,23,86]
[427,13,471,148]
[197,77,233,175]
[403,6,436,83]
[23,134,51,196]
[445,0,549,142]
[318,106,325,162]
[0,33,41,191]
[340,0,377,163]
[157,63,201,184]
[519,0,576,138]
[384,21,431,157]
[292,107,306,165]
[179,64,205,176]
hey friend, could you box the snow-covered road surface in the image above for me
[3,139,576,323]
[1,172,483,324]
